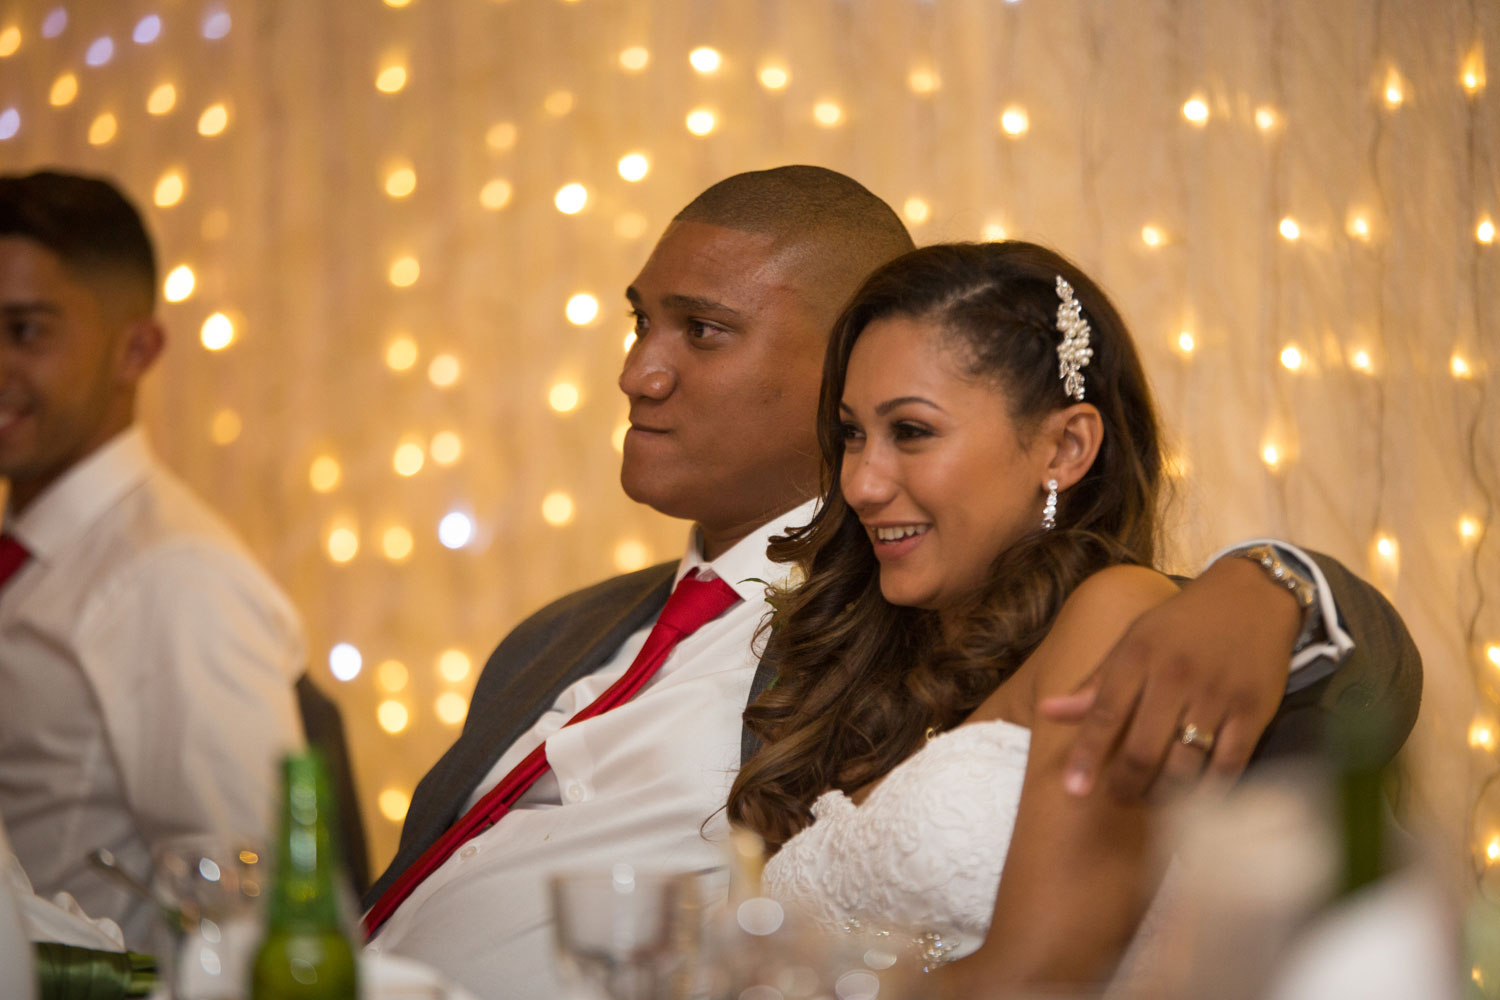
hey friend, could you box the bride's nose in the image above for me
[841,446,898,513]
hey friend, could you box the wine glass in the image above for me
[150,834,266,1000]
[550,865,710,1000]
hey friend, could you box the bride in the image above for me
[727,240,1179,994]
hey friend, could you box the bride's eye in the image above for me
[893,421,932,441]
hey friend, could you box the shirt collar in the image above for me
[678,498,820,604]
[4,426,152,563]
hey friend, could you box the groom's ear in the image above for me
[1041,403,1102,491]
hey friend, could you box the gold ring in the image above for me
[1178,723,1216,753]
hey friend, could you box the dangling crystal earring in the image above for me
[1042,479,1058,531]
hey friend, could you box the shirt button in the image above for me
[565,782,585,802]
[459,844,479,860]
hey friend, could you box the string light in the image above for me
[327,525,359,563]
[1181,96,1209,125]
[554,183,588,214]
[617,152,649,182]
[1175,331,1196,355]
[685,109,717,136]
[623,330,637,353]
[689,47,722,74]
[1460,516,1482,544]
[1478,219,1496,245]
[377,700,410,734]
[385,335,418,372]
[85,37,113,67]
[1383,68,1404,107]
[1280,345,1304,371]
[197,103,229,136]
[1347,213,1371,241]
[381,525,414,561]
[1471,719,1497,750]
[612,421,629,453]
[759,64,789,90]
[438,511,474,549]
[1488,644,1500,669]
[0,26,20,57]
[982,222,1007,241]
[903,197,931,225]
[329,643,362,681]
[614,540,650,572]
[542,491,576,526]
[163,265,195,302]
[393,440,425,477]
[210,409,241,445]
[384,0,412,7]
[485,121,517,150]
[1254,105,1279,131]
[549,382,581,412]
[376,63,408,94]
[1261,443,1282,469]
[49,73,78,107]
[565,294,599,325]
[999,105,1029,137]
[1140,225,1164,248]
[0,109,19,142]
[385,166,417,198]
[908,69,940,95]
[388,255,420,288]
[543,90,573,116]
[1279,217,1301,240]
[378,788,410,822]
[1461,47,1486,95]
[1452,353,1474,379]
[438,650,471,683]
[618,46,649,72]
[376,660,409,693]
[435,692,468,726]
[147,83,177,115]
[202,9,232,40]
[308,456,341,493]
[479,178,513,210]
[428,353,461,387]
[200,312,235,350]
[154,170,186,208]
[132,16,161,45]
[1350,348,1373,373]
[40,9,66,39]
[1165,453,1190,479]
[430,431,462,465]
[813,101,843,126]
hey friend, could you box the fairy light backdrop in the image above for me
[0,0,1493,888]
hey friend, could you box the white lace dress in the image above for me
[762,719,1032,968]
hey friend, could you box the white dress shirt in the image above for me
[368,501,814,1000]
[0,426,306,950]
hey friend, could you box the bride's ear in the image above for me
[1039,403,1102,491]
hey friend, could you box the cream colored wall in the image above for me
[0,0,1493,887]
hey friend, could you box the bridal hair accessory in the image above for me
[1041,479,1058,531]
[1054,276,1093,401]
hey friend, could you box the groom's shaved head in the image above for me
[673,165,915,323]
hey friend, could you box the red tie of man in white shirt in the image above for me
[363,567,742,938]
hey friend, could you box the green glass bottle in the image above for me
[251,751,357,999]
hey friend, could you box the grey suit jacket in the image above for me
[364,550,1421,910]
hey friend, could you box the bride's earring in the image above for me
[1042,479,1058,531]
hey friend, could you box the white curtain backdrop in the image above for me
[0,0,1494,882]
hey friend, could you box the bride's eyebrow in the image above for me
[875,396,945,416]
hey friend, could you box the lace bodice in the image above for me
[762,719,1031,966]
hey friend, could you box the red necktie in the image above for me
[0,535,30,591]
[363,568,741,938]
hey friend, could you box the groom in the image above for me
[363,166,1420,999]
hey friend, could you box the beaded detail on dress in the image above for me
[762,719,1032,969]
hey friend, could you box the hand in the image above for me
[1040,556,1304,801]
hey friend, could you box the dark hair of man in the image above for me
[727,241,1166,848]
[0,170,157,313]
[673,165,915,321]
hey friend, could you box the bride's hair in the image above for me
[727,241,1165,849]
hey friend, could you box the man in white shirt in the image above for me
[366,166,1419,998]
[0,171,306,950]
